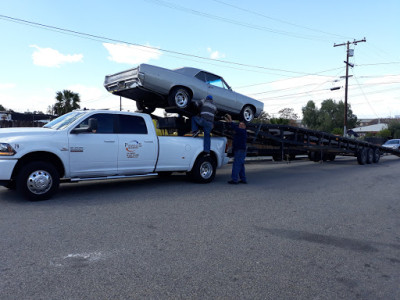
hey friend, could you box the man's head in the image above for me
[239,122,246,129]
[206,95,213,101]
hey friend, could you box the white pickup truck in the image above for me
[0,110,229,201]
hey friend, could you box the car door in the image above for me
[205,72,239,113]
[68,113,118,177]
[116,114,158,174]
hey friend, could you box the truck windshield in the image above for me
[43,111,87,130]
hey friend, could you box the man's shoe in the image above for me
[228,180,238,184]
[239,180,247,184]
[192,130,200,137]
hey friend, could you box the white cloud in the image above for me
[0,83,16,89]
[103,43,162,65]
[207,47,226,60]
[30,45,83,67]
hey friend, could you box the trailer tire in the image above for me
[372,148,380,163]
[357,148,367,165]
[168,87,191,109]
[188,155,216,183]
[366,148,373,164]
[16,161,60,201]
[313,152,322,162]
[327,153,336,161]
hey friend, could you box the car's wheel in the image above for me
[168,87,191,109]
[188,155,216,183]
[372,148,380,163]
[357,148,367,165]
[136,102,155,114]
[16,161,60,201]
[241,105,255,122]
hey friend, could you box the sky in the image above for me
[0,0,399,121]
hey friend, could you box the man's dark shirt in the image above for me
[231,123,247,151]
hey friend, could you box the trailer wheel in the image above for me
[357,148,367,165]
[168,87,191,109]
[188,155,216,183]
[136,102,155,114]
[372,148,380,163]
[16,161,60,201]
[327,153,336,161]
[313,152,322,162]
[272,154,282,161]
[366,148,373,164]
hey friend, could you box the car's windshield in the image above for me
[385,140,400,145]
[43,111,87,130]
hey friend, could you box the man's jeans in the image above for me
[192,116,213,153]
[231,149,246,182]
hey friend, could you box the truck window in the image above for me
[76,113,114,133]
[118,115,148,134]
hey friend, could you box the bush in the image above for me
[331,127,343,135]
[377,129,392,138]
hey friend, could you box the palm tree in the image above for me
[54,90,81,115]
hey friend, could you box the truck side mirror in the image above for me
[88,118,98,132]
[71,118,98,134]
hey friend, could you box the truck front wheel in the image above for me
[188,156,216,183]
[17,161,60,201]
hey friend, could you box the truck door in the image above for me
[68,113,118,177]
[116,114,157,174]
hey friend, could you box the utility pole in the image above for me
[334,38,366,135]
[120,96,122,111]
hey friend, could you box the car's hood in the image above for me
[382,144,398,149]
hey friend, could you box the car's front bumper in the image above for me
[0,159,18,180]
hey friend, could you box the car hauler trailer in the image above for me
[212,121,400,165]
[156,114,400,165]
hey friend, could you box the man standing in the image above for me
[225,114,247,184]
[191,95,217,155]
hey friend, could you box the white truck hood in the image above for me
[0,127,58,142]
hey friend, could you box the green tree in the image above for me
[301,99,358,134]
[301,100,319,129]
[377,129,392,138]
[0,104,5,111]
[54,90,81,115]
[388,119,400,138]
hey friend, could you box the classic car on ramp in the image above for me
[104,64,264,122]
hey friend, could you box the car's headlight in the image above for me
[0,143,16,156]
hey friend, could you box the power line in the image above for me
[144,0,334,42]
[211,0,352,40]
[0,14,331,76]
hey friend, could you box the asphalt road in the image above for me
[1,155,399,299]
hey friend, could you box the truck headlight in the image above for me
[0,143,16,156]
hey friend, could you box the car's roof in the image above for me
[174,67,203,77]
[174,67,221,79]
